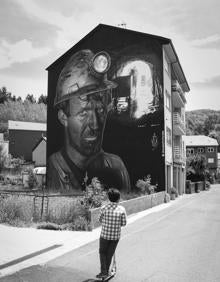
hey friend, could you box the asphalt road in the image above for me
[1,185,220,282]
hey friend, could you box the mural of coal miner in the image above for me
[47,49,131,192]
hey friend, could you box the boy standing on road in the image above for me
[96,188,127,279]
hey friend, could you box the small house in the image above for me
[32,136,47,167]
[185,135,218,176]
[8,120,46,161]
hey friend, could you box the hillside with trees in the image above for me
[186,109,220,150]
[1,86,220,148]
[0,87,47,138]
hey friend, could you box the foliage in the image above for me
[36,216,89,231]
[28,170,38,189]
[36,222,62,230]
[24,94,36,104]
[0,195,33,225]
[164,192,170,203]
[80,177,107,209]
[0,100,47,126]
[169,187,178,196]
[205,181,211,189]
[0,194,90,230]
[186,154,208,182]
[42,197,89,230]
[38,94,47,104]
[0,145,7,172]
[11,157,24,172]
[136,174,155,194]
[0,87,12,103]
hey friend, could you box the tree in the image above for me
[25,94,36,104]
[38,94,47,104]
[16,96,22,102]
[194,123,205,135]
[203,114,218,135]
[0,86,12,103]
[186,154,208,181]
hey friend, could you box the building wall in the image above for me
[47,29,166,191]
[0,141,9,157]
[9,130,46,161]
[163,48,173,191]
[32,140,46,166]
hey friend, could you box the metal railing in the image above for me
[173,112,185,132]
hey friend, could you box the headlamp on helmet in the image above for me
[54,49,116,107]
[89,51,111,78]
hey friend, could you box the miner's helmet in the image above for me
[54,49,117,107]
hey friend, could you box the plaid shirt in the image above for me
[99,202,127,240]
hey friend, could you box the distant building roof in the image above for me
[32,136,47,152]
[184,135,218,147]
[8,120,46,131]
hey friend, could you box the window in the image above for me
[207,147,214,153]
[165,90,171,111]
[187,148,194,155]
[198,148,204,153]
[208,158,214,163]
[166,127,172,146]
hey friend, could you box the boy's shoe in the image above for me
[96,273,108,279]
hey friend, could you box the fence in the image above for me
[0,189,84,222]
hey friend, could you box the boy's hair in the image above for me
[108,188,120,202]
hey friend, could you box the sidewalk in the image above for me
[0,200,173,277]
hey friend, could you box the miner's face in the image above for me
[65,90,111,157]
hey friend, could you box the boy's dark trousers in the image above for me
[99,237,119,275]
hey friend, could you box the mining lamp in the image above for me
[90,51,111,76]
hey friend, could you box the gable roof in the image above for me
[184,135,218,147]
[32,136,47,152]
[8,120,46,131]
[46,23,190,92]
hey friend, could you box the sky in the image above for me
[1,0,220,111]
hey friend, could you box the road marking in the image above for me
[0,245,62,270]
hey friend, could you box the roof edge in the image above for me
[46,23,171,71]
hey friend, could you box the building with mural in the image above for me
[46,24,190,193]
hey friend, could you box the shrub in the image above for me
[205,181,211,190]
[0,195,33,225]
[136,175,155,195]
[36,222,62,230]
[80,177,107,209]
[186,154,207,182]
[42,197,87,225]
[0,194,91,230]
[11,157,24,173]
[28,170,38,189]
[164,193,170,203]
[169,187,178,196]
